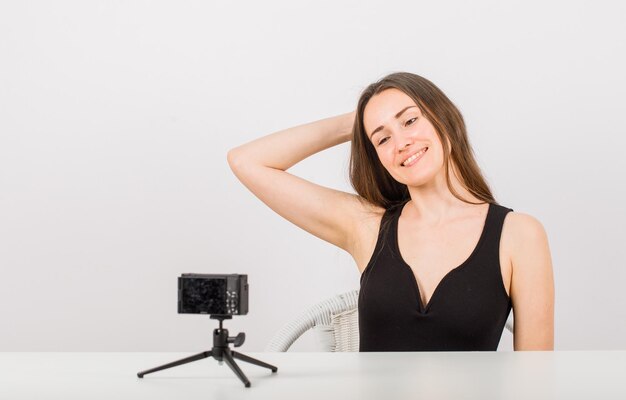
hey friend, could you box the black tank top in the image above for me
[359,202,513,351]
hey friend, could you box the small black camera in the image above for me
[178,273,249,316]
[139,273,275,387]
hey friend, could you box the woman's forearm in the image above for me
[227,111,355,171]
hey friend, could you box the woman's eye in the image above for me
[406,117,417,126]
[378,137,389,145]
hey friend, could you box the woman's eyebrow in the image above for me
[369,106,417,138]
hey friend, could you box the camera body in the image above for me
[178,273,249,316]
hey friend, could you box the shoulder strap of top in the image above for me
[359,202,407,284]
[480,203,514,259]
[491,203,514,233]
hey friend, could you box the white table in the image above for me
[2,351,625,399]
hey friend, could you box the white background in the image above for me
[1,0,624,352]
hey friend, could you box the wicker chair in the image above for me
[265,290,360,352]
[264,289,514,352]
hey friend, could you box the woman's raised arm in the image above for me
[227,111,372,253]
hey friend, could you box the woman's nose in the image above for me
[397,140,412,153]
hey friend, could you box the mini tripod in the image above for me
[137,315,278,388]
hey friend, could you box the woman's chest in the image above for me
[354,211,513,303]
[397,218,512,303]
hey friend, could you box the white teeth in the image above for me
[402,148,427,166]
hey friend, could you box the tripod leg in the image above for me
[137,351,212,378]
[222,349,251,388]
[231,351,278,372]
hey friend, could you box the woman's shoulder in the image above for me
[501,208,547,239]
[500,208,550,263]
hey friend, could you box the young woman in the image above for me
[227,72,554,351]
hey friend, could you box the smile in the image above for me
[401,147,428,167]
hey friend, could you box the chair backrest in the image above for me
[329,307,360,351]
[265,290,359,352]
[265,289,513,352]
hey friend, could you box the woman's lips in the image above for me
[401,147,428,167]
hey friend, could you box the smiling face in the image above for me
[363,88,448,187]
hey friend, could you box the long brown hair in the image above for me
[349,72,497,210]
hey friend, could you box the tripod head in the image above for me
[210,314,245,348]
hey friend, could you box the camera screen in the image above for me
[179,277,227,314]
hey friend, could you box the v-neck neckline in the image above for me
[392,202,493,314]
